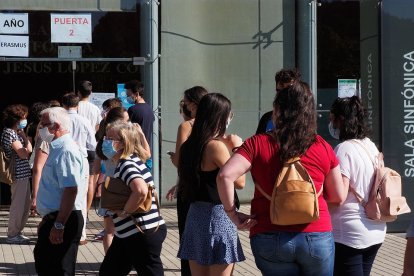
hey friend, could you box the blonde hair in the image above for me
[106,121,150,161]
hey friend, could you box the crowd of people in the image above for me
[0,71,413,276]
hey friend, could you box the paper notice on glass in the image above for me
[0,35,29,57]
[90,92,115,111]
[338,79,358,98]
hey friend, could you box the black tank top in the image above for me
[194,168,239,208]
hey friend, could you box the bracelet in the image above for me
[232,147,240,153]
[224,205,237,213]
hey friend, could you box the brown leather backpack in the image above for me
[255,157,322,225]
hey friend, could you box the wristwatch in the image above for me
[54,222,65,230]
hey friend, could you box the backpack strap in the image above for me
[348,139,379,205]
[350,139,376,166]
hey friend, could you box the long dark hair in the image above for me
[273,81,316,162]
[178,93,231,201]
[330,96,368,140]
[184,86,208,105]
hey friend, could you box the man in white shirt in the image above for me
[76,80,101,218]
[62,93,97,245]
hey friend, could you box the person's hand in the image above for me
[113,209,129,218]
[17,129,27,139]
[132,123,144,135]
[168,151,175,163]
[166,185,177,201]
[227,210,257,230]
[49,225,64,244]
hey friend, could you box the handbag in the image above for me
[0,145,15,185]
[100,176,154,214]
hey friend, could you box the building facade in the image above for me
[0,0,412,231]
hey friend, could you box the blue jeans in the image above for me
[250,231,335,276]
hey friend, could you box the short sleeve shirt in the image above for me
[331,138,386,248]
[36,134,86,216]
[1,128,31,180]
[111,154,165,238]
[236,134,338,237]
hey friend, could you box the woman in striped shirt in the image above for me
[99,121,166,276]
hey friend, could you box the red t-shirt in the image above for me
[237,134,339,237]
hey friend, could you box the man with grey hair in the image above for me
[33,107,86,275]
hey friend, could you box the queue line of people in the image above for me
[1,72,413,276]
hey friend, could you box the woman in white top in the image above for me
[328,96,386,276]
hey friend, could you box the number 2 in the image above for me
[69,29,74,36]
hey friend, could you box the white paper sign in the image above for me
[0,13,28,34]
[0,35,29,57]
[90,92,116,111]
[51,14,91,43]
[338,79,358,98]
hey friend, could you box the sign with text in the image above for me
[0,35,29,57]
[382,0,414,230]
[0,13,28,34]
[51,14,92,43]
[338,79,358,98]
[90,92,115,111]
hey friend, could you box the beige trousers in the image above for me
[8,178,31,237]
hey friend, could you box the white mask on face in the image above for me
[39,126,55,143]
[328,121,340,140]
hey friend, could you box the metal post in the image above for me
[72,60,76,92]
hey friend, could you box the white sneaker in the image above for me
[6,234,30,244]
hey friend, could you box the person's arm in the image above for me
[210,138,245,189]
[217,153,257,230]
[49,186,78,244]
[114,177,148,216]
[171,121,192,167]
[31,148,48,210]
[133,123,151,159]
[12,130,32,159]
[324,165,348,204]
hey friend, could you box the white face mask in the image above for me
[328,121,340,140]
[39,126,55,143]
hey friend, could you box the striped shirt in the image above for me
[1,128,31,180]
[112,154,165,238]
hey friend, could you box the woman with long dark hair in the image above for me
[166,85,208,276]
[177,93,245,276]
[217,81,346,275]
[329,96,385,276]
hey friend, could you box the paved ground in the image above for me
[0,204,408,275]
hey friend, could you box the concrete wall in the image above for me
[159,0,295,204]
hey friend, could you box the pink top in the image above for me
[237,134,339,237]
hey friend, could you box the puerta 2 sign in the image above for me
[381,0,414,229]
[50,14,92,43]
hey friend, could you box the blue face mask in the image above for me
[18,119,27,129]
[102,139,117,159]
[126,96,135,104]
